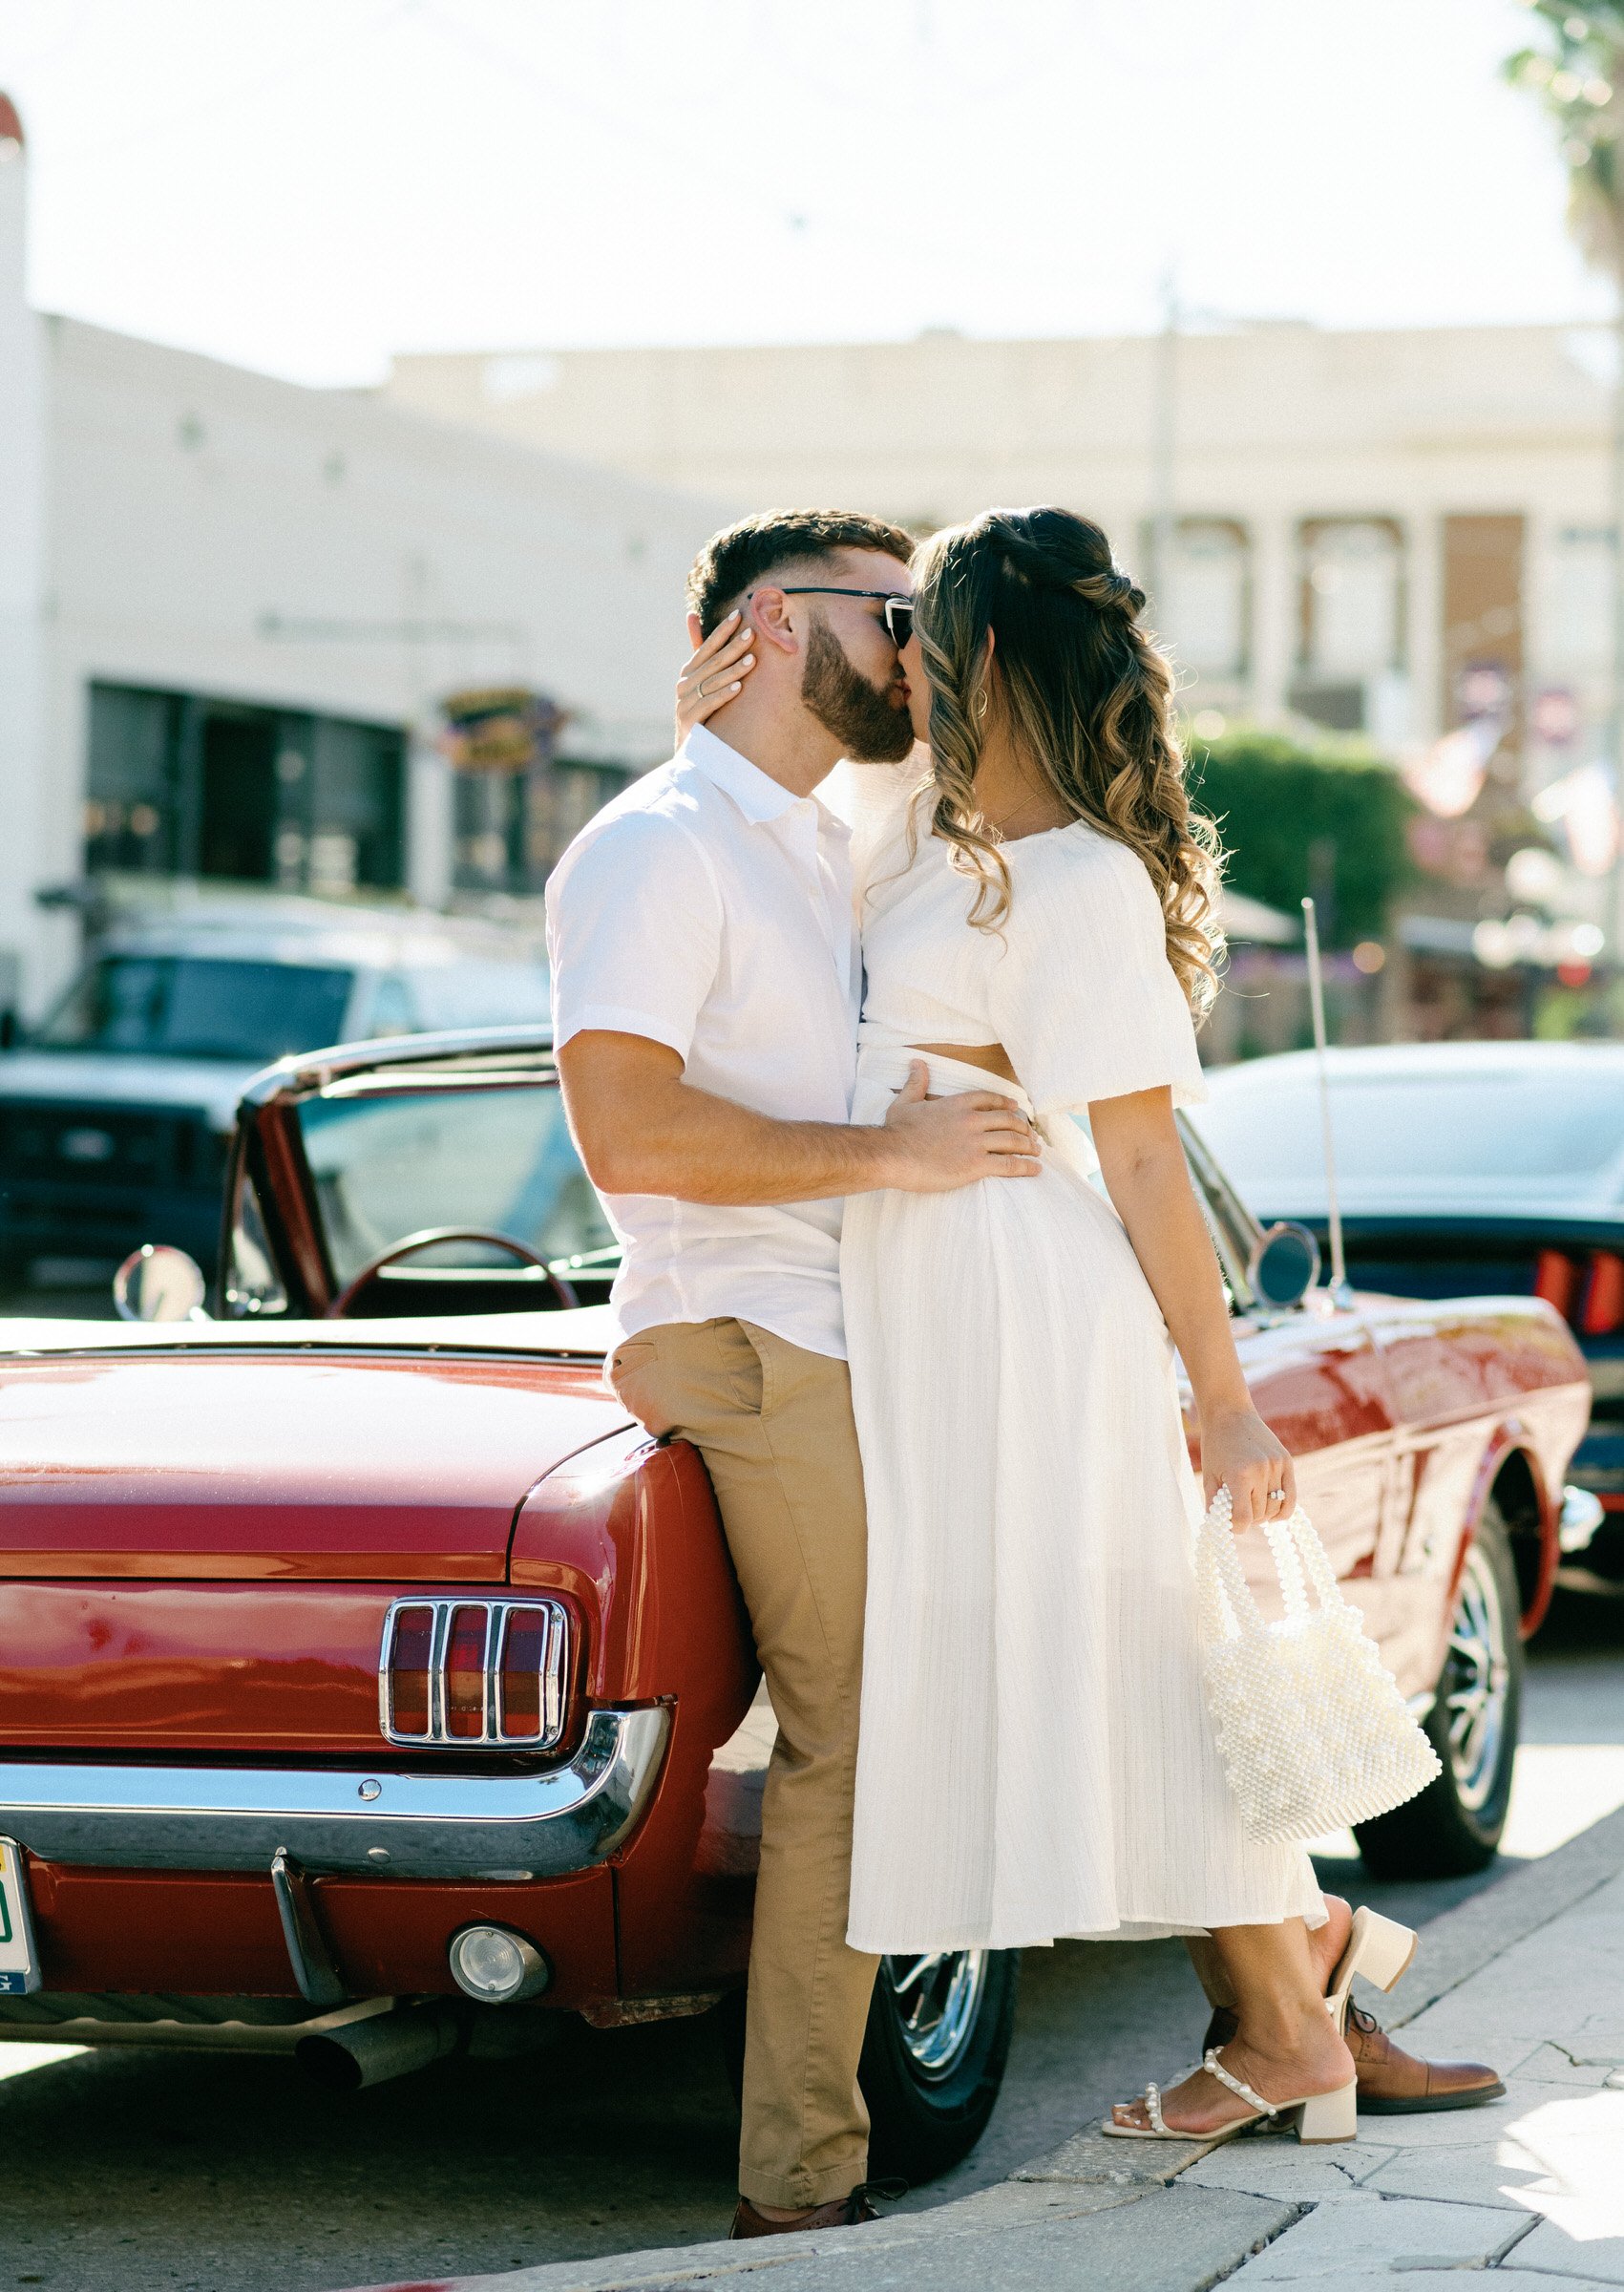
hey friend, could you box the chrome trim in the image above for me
[1443,1544,1512,1814]
[0,1705,669,1880]
[377,1598,569,1751]
[1559,1483,1606,1558]
[270,1847,347,2007]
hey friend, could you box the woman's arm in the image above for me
[1089,1084,1296,1531]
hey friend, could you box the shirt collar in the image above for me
[680,725,850,844]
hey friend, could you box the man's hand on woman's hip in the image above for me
[878,1061,1042,1192]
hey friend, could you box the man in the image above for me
[545,510,1041,2239]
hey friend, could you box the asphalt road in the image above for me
[3,1594,1622,2292]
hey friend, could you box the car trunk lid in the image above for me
[0,1348,624,1580]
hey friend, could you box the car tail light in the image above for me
[378,1600,569,1750]
[1534,1249,1579,1320]
[1580,1251,1624,1337]
[387,1604,436,1738]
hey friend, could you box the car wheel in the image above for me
[1355,1500,1523,1880]
[860,1947,1020,2181]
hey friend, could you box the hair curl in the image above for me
[911,505,1224,1016]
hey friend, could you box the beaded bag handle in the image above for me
[1199,1484,1351,1645]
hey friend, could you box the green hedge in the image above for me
[1188,729,1416,946]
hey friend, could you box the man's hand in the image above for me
[557,1032,1042,1207]
[879,1061,1042,1191]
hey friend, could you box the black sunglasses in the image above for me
[756,586,916,649]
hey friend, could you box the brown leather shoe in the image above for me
[1201,2006,1505,2115]
[729,2182,894,2239]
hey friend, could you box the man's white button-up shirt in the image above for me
[545,726,859,1360]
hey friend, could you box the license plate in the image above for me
[0,1838,40,1995]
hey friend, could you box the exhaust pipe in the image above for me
[296,1999,463,2092]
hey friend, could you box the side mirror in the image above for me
[114,1244,209,1324]
[1247,1220,1320,1311]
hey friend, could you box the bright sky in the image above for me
[0,0,1612,388]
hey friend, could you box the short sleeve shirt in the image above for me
[545,727,860,1359]
[856,803,1207,1120]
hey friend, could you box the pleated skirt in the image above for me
[842,1047,1324,1953]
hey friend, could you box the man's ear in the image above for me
[686,611,704,648]
[746,585,800,658]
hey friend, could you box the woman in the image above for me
[679,506,1412,2144]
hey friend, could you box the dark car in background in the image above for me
[0,902,550,1287]
[1192,1042,1621,1593]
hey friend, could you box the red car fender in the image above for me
[511,1429,761,2000]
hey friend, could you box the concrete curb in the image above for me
[1382,1800,1624,2030]
[340,1809,1624,2292]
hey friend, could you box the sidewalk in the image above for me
[347,1804,1624,2292]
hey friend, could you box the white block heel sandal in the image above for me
[1325,1906,1417,2035]
[1105,2047,1359,2146]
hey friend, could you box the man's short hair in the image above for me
[685,509,917,636]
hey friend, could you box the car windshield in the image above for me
[299,1083,614,1285]
[1193,1064,1624,1202]
[35,955,355,1063]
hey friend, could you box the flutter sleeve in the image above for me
[984,831,1209,1118]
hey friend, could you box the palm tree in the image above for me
[1508,5,1624,274]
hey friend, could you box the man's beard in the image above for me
[800,617,916,763]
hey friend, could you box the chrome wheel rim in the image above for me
[1444,1541,1511,1813]
[881,1949,988,2082]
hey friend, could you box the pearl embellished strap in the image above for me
[1141,2082,1168,2134]
[1202,2048,1273,2116]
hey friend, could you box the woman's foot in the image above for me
[1310,1895,1354,1995]
[1110,2020,1356,2136]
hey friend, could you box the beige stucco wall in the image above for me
[385,325,1620,753]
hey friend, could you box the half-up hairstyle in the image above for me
[912,505,1224,1016]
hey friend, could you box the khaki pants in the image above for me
[608,1317,879,2211]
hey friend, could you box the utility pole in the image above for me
[1149,268,1178,617]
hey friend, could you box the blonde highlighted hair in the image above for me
[912,506,1224,1015]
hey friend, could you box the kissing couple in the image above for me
[545,506,1501,2240]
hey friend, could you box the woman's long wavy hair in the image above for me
[912,506,1224,1017]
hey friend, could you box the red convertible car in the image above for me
[0,1029,1592,2175]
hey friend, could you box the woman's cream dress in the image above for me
[842,802,1323,1953]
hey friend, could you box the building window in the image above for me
[85,683,405,894]
[1161,518,1251,684]
[453,759,629,895]
[1292,518,1405,732]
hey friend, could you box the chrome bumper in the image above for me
[0,1706,670,1881]
[1559,1483,1606,1558]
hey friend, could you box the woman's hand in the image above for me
[675,611,755,741]
[1199,1402,1296,1530]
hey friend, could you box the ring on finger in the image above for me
[1268,1486,1287,1506]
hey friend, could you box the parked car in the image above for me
[1191,1041,1621,1596]
[0,1029,1591,2174]
[0,903,549,1284]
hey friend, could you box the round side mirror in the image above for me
[114,1244,208,1324]
[1247,1220,1320,1311]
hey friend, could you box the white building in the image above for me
[0,98,723,1019]
[387,323,1624,793]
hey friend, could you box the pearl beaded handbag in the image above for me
[1195,1485,1442,1844]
